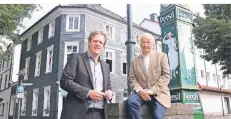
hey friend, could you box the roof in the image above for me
[139,18,161,35]
[140,18,159,25]
[20,4,160,37]
[200,85,231,94]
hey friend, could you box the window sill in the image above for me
[48,34,54,39]
[66,29,80,32]
[45,70,52,74]
[37,41,42,45]
[34,74,40,78]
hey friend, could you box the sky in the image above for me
[20,4,205,34]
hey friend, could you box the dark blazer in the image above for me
[60,52,111,119]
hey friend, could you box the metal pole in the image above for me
[14,72,23,119]
[126,4,135,94]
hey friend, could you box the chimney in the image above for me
[150,13,158,22]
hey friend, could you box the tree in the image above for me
[193,4,231,76]
[0,4,40,57]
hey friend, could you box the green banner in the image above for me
[177,21,196,86]
[183,90,203,114]
[162,23,180,88]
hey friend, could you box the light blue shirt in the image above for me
[88,51,104,109]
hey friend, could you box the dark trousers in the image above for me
[126,92,166,119]
[84,108,105,119]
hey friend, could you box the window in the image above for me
[32,88,39,116]
[4,74,8,88]
[48,20,55,38]
[7,54,10,68]
[21,91,27,116]
[38,29,44,44]
[0,60,2,72]
[212,73,216,82]
[43,86,51,116]
[135,35,140,46]
[0,76,2,90]
[106,25,114,40]
[105,50,115,73]
[27,36,32,51]
[223,78,226,85]
[64,41,79,67]
[66,15,80,31]
[121,53,127,75]
[218,75,221,85]
[200,70,204,79]
[24,57,30,80]
[206,72,210,81]
[35,51,42,77]
[120,29,127,43]
[9,95,16,115]
[0,103,4,116]
[1,103,4,116]
[46,45,54,73]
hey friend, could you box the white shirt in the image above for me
[88,52,104,109]
[143,53,151,73]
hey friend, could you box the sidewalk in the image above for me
[206,115,231,119]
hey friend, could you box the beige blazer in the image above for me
[129,50,171,108]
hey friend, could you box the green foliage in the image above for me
[193,4,231,75]
[0,4,39,58]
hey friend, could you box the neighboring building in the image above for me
[140,12,231,117]
[194,47,231,117]
[9,4,160,119]
[0,44,21,119]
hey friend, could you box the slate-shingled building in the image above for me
[7,4,160,119]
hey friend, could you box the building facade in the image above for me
[9,4,160,119]
[0,44,21,119]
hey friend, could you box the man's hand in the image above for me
[104,90,113,100]
[138,89,151,101]
[88,90,104,101]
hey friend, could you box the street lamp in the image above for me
[13,69,26,119]
[220,85,225,116]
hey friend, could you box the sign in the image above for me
[177,9,192,23]
[16,86,24,93]
[158,10,176,26]
[170,90,181,103]
[184,93,198,101]
[16,92,24,98]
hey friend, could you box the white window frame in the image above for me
[46,45,54,74]
[35,51,42,77]
[212,73,216,82]
[63,41,79,68]
[135,34,140,47]
[24,57,30,80]
[43,85,51,116]
[121,53,127,75]
[120,29,127,44]
[66,15,81,32]
[32,88,39,116]
[21,91,27,116]
[105,49,115,74]
[105,25,115,40]
[27,36,32,51]
[48,20,55,38]
[9,95,16,116]
[206,72,210,81]
[38,28,44,44]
